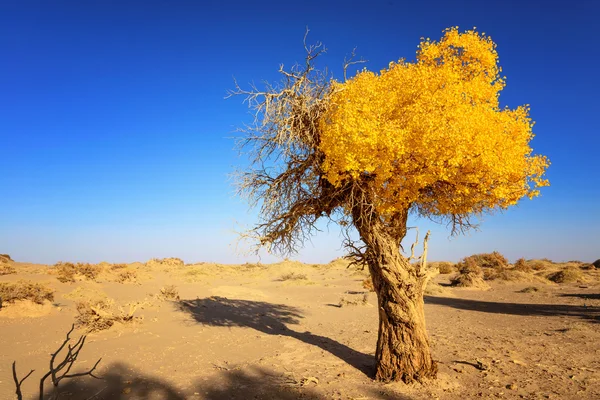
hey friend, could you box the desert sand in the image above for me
[1,257,599,399]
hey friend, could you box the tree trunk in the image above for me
[369,256,437,383]
[353,207,437,383]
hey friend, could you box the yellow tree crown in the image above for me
[319,27,549,217]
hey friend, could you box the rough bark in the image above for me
[353,206,437,383]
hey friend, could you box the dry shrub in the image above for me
[519,286,539,293]
[75,299,140,332]
[424,281,450,296]
[593,259,600,269]
[0,264,16,275]
[362,277,375,292]
[547,267,584,284]
[242,262,267,270]
[339,293,369,307]
[451,258,489,289]
[527,259,552,271]
[110,263,128,270]
[434,261,455,274]
[513,258,532,273]
[115,269,138,284]
[0,281,54,305]
[470,252,509,269]
[0,254,13,263]
[159,285,180,300]
[146,258,184,268]
[278,272,308,281]
[53,262,103,283]
[483,266,522,282]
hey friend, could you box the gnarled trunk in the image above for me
[369,256,437,382]
[353,206,437,383]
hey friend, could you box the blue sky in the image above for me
[1,0,598,264]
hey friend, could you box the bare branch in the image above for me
[12,324,102,400]
[12,362,34,400]
[343,47,367,81]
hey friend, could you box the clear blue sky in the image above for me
[1,0,598,264]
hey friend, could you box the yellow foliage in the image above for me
[319,27,549,216]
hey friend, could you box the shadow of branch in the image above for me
[425,295,600,323]
[176,296,374,376]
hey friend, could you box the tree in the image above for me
[230,27,549,383]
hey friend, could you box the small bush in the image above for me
[75,299,139,332]
[0,264,16,275]
[435,262,455,274]
[528,259,553,271]
[362,277,375,292]
[519,286,539,293]
[242,262,266,270]
[159,285,180,300]
[110,263,128,270]
[146,258,184,268]
[0,254,13,262]
[513,258,532,273]
[115,270,138,284]
[592,259,600,269]
[278,272,308,281]
[451,258,489,288]
[54,262,103,283]
[424,281,449,296]
[0,281,54,305]
[547,267,584,284]
[339,293,369,307]
[470,252,509,269]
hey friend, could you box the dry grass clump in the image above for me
[158,285,180,300]
[513,258,532,273]
[115,269,138,284]
[146,258,184,268]
[338,293,369,307]
[0,281,54,305]
[470,252,509,269]
[432,261,455,274]
[519,286,540,293]
[75,299,140,332]
[424,281,450,296]
[278,272,308,281]
[527,259,554,271]
[592,259,600,269]
[110,263,128,270]
[0,264,16,275]
[362,277,375,292]
[0,254,13,263]
[53,262,103,283]
[483,266,522,282]
[547,266,585,284]
[451,258,490,289]
[242,262,267,270]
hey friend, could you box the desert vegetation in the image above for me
[75,298,141,332]
[0,281,54,306]
[1,256,599,399]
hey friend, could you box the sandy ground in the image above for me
[1,259,599,400]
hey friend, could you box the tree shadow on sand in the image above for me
[559,293,600,300]
[425,296,600,323]
[31,362,410,400]
[176,296,374,377]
